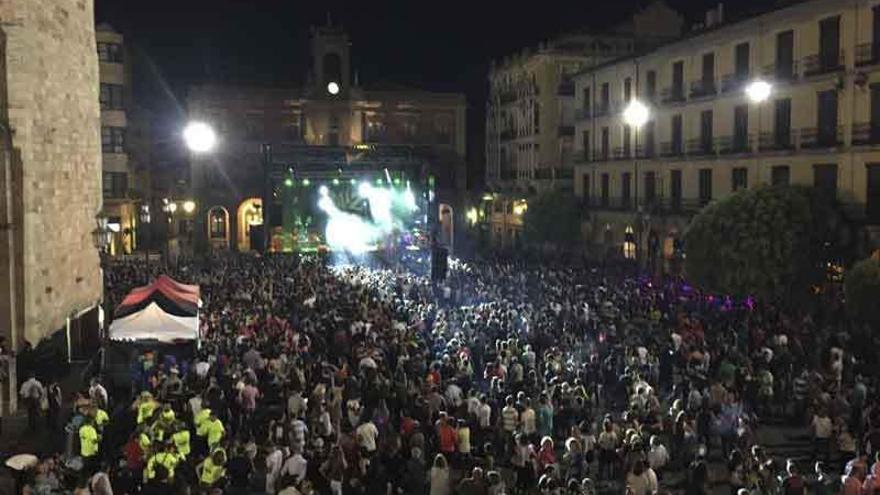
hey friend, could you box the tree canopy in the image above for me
[845,257,880,325]
[522,192,582,248]
[683,185,854,303]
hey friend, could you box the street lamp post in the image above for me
[622,99,650,265]
[746,80,772,181]
[183,121,217,255]
[138,204,151,283]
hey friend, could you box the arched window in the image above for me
[208,207,228,239]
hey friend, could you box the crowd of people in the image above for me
[7,251,880,495]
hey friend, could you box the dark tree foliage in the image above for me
[684,185,855,303]
[845,257,880,326]
[522,192,582,248]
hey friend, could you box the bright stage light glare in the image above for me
[358,181,372,197]
[183,121,217,153]
[319,185,329,196]
[302,178,311,186]
[403,188,417,211]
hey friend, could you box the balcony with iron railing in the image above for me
[689,79,717,99]
[554,167,574,179]
[499,129,516,141]
[498,90,518,104]
[716,134,754,155]
[611,147,633,161]
[660,86,686,104]
[659,141,684,157]
[575,107,592,121]
[586,196,704,215]
[499,169,517,181]
[852,122,880,145]
[856,43,880,67]
[758,130,795,151]
[761,62,798,82]
[685,137,715,156]
[534,168,554,180]
[721,73,749,94]
[802,51,845,77]
[799,126,844,149]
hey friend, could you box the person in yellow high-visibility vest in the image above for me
[91,405,110,431]
[136,424,153,458]
[198,449,227,489]
[202,411,225,452]
[135,391,159,424]
[171,421,191,459]
[151,405,175,443]
[79,416,100,472]
[194,407,211,430]
[145,443,181,482]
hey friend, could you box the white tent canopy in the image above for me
[109,301,199,343]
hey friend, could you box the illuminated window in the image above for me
[623,225,636,259]
[209,208,227,239]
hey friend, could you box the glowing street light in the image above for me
[745,80,772,103]
[327,81,340,95]
[183,121,217,153]
[622,100,650,128]
[182,200,196,214]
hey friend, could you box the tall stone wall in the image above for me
[0,0,102,347]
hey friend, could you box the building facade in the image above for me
[97,24,147,256]
[0,0,103,359]
[573,0,880,267]
[188,24,467,252]
[483,1,683,247]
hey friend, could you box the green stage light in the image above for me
[333,178,340,185]
[375,178,383,185]
[284,178,294,187]
[302,178,311,186]
[349,178,357,185]
[393,177,401,186]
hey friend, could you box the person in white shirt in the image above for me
[445,382,463,409]
[356,419,379,453]
[19,374,44,431]
[477,397,492,429]
[647,435,669,476]
[625,460,658,495]
[287,390,307,420]
[265,443,284,494]
[280,447,308,484]
[88,378,108,410]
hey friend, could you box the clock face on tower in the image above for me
[327,81,340,95]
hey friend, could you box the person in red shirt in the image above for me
[436,413,458,456]
[123,432,144,472]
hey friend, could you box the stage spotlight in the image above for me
[302,178,311,186]
[333,178,340,186]
[403,188,417,211]
[358,181,372,198]
[319,185,329,196]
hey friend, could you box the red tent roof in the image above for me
[115,275,200,318]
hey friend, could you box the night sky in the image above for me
[95,0,769,185]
